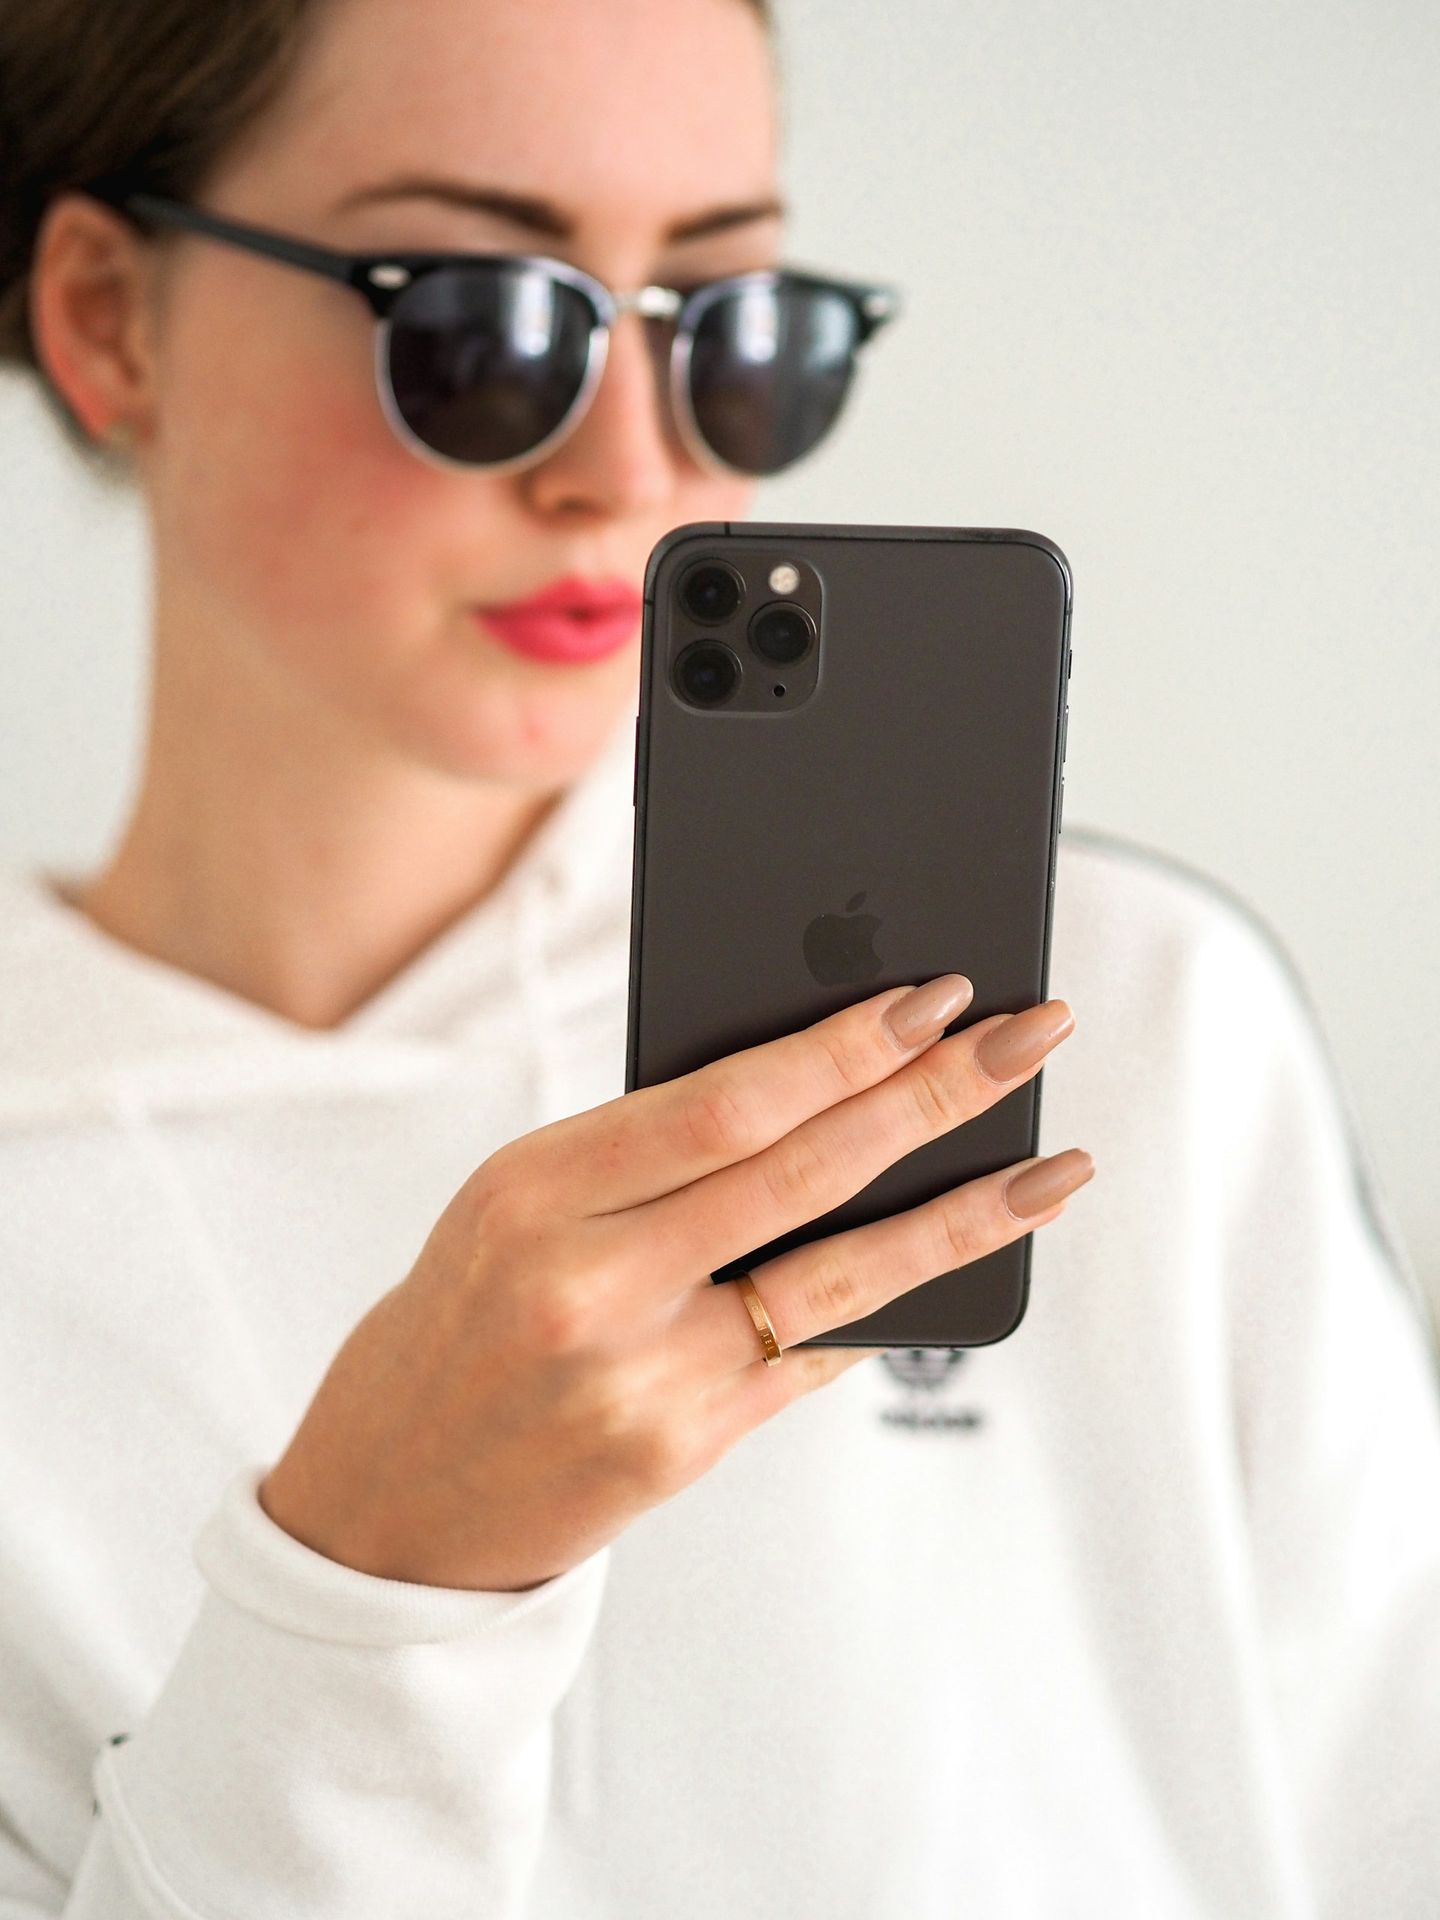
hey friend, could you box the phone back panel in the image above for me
[627,523,1071,1347]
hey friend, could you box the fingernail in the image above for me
[974,1000,1074,1082]
[881,973,974,1050]
[1003,1148,1094,1219]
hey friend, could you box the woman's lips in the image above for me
[472,574,643,664]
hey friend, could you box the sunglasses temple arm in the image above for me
[97,190,399,317]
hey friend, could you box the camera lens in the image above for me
[679,561,743,623]
[673,640,742,707]
[748,602,814,665]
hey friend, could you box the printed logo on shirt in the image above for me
[877,1347,985,1432]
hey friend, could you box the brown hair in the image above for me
[0,0,775,477]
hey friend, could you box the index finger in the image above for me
[512,974,976,1219]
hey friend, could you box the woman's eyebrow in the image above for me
[330,174,785,242]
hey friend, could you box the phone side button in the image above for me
[1058,773,1065,834]
[632,717,639,806]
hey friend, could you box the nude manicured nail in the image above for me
[881,973,974,1050]
[974,999,1074,1082]
[1003,1148,1094,1219]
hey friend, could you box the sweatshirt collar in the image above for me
[0,703,636,1120]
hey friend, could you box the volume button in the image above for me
[631,716,639,806]
[1059,702,1069,765]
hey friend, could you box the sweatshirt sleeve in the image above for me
[1210,910,1440,1918]
[40,1464,610,1919]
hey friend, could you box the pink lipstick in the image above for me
[472,574,643,664]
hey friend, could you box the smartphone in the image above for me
[625,522,1072,1348]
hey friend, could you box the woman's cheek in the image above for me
[187,372,441,688]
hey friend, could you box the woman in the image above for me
[2,0,1437,1914]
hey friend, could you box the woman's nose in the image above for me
[520,311,681,520]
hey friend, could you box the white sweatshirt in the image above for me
[1,702,1437,1920]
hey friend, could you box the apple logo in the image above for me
[802,890,884,984]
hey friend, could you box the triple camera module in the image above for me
[671,557,823,712]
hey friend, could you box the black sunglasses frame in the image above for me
[86,187,901,477]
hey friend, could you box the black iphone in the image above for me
[625,522,1072,1349]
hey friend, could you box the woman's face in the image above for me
[130,0,777,785]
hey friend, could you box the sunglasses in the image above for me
[88,187,900,478]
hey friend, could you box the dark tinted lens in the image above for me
[385,264,596,464]
[685,279,861,475]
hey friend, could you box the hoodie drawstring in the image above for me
[511,867,568,1133]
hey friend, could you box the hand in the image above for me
[258,974,1092,1591]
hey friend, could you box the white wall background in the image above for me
[2,0,1437,1309]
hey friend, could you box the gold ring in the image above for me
[734,1271,783,1366]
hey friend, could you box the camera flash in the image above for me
[768,563,801,595]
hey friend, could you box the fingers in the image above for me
[679,1146,1095,1384]
[498,973,976,1219]
[626,997,1075,1287]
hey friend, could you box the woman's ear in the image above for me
[28,192,161,442]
